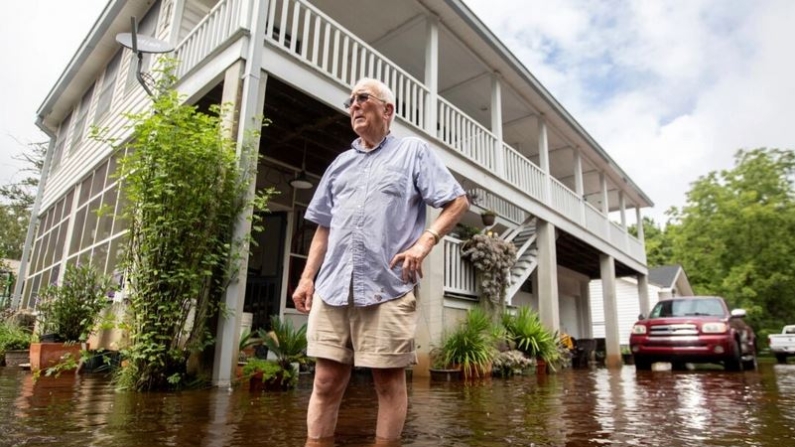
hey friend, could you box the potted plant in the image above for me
[31,264,114,374]
[502,307,560,374]
[245,315,307,391]
[0,317,32,367]
[461,233,517,320]
[430,308,498,381]
[493,349,534,377]
[480,209,497,226]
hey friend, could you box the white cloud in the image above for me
[0,0,107,188]
[464,0,795,223]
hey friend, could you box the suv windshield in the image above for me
[649,298,726,318]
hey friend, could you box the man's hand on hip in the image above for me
[390,236,434,283]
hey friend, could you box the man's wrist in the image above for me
[424,228,441,245]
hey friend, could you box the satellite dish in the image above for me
[115,17,174,98]
[116,33,173,54]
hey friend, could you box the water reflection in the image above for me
[2,365,795,446]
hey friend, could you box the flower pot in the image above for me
[29,342,83,373]
[481,213,496,226]
[4,350,30,367]
[536,358,547,375]
[429,368,462,382]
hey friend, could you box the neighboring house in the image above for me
[17,0,653,385]
[590,265,694,345]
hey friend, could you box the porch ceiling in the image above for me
[556,230,637,279]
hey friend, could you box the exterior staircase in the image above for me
[502,217,539,302]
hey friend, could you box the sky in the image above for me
[1,0,794,225]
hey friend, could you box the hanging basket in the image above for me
[481,212,496,226]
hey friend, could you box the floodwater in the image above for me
[2,363,795,447]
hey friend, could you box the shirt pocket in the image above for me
[377,167,408,198]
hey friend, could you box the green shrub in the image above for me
[257,315,307,370]
[502,306,560,364]
[0,320,32,357]
[434,307,498,378]
[36,264,114,342]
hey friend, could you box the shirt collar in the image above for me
[352,132,393,153]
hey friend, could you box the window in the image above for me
[126,1,162,93]
[50,112,72,171]
[94,50,122,124]
[70,83,95,153]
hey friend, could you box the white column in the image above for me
[600,254,621,369]
[579,280,593,339]
[491,73,504,177]
[538,115,551,203]
[619,191,628,249]
[600,172,609,236]
[536,220,559,332]
[424,16,439,135]
[167,0,187,47]
[573,147,585,224]
[416,207,445,376]
[212,0,269,388]
[635,207,645,243]
[637,274,650,318]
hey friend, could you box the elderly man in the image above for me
[292,77,469,442]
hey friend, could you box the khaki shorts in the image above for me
[306,290,418,368]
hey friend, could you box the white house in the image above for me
[590,265,694,345]
[16,0,654,385]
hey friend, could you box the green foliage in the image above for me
[0,318,32,357]
[629,217,674,267]
[242,357,298,389]
[461,233,517,318]
[36,264,114,342]
[433,307,498,379]
[0,141,44,259]
[257,315,307,370]
[666,148,795,331]
[454,223,482,241]
[110,60,273,391]
[501,306,559,364]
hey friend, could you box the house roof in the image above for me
[648,265,682,288]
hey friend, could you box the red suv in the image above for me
[629,296,757,371]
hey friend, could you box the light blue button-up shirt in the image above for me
[305,134,465,307]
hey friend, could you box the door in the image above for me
[244,212,287,331]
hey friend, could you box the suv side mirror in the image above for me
[730,309,747,318]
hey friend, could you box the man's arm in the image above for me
[390,194,470,282]
[292,225,329,313]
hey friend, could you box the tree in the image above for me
[0,141,45,259]
[629,216,674,267]
[667,148,795,333]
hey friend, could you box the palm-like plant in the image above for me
[257,315,307,370]
[436,307,498,379]
[502,307,560,364]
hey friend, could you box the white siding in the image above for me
[590,278,661,345]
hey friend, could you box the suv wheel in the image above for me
[724,340,743,372]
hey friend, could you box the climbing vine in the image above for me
[112,61,272,391]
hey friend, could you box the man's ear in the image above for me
[384,103,395,120]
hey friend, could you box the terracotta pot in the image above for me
[536,358,547,375]
[29,342,84,373]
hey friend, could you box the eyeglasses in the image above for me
[343,92,387,109]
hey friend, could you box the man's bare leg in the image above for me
[307,358,353,440]
[371,367,408,441]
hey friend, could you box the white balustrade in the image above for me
[584,203,607,239]
[174,0,250,78]
[264,0,429,129]
[467,188,528,225]
[609,220,626,251]
[502,143,546,202]
[550,177,583,225]
[443,236,478,298]
[437,98,497,171]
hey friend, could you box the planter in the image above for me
[536,358,547,375]
[248,369,294,392]
[4,350,30,367]
[481,213,496,226]
[29,342,84,373]
[429,368,462,382]
[622,353,634,365]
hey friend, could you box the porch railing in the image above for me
[443,236,477,298]
[264,0,429,128]
[437,98,497,172]
[467,188,528,225]
[502,143,547,202]
[173,0,647,267]
[174,0,251,78]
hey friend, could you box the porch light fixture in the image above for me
[116,17,174,98]
[290,141,314,190]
